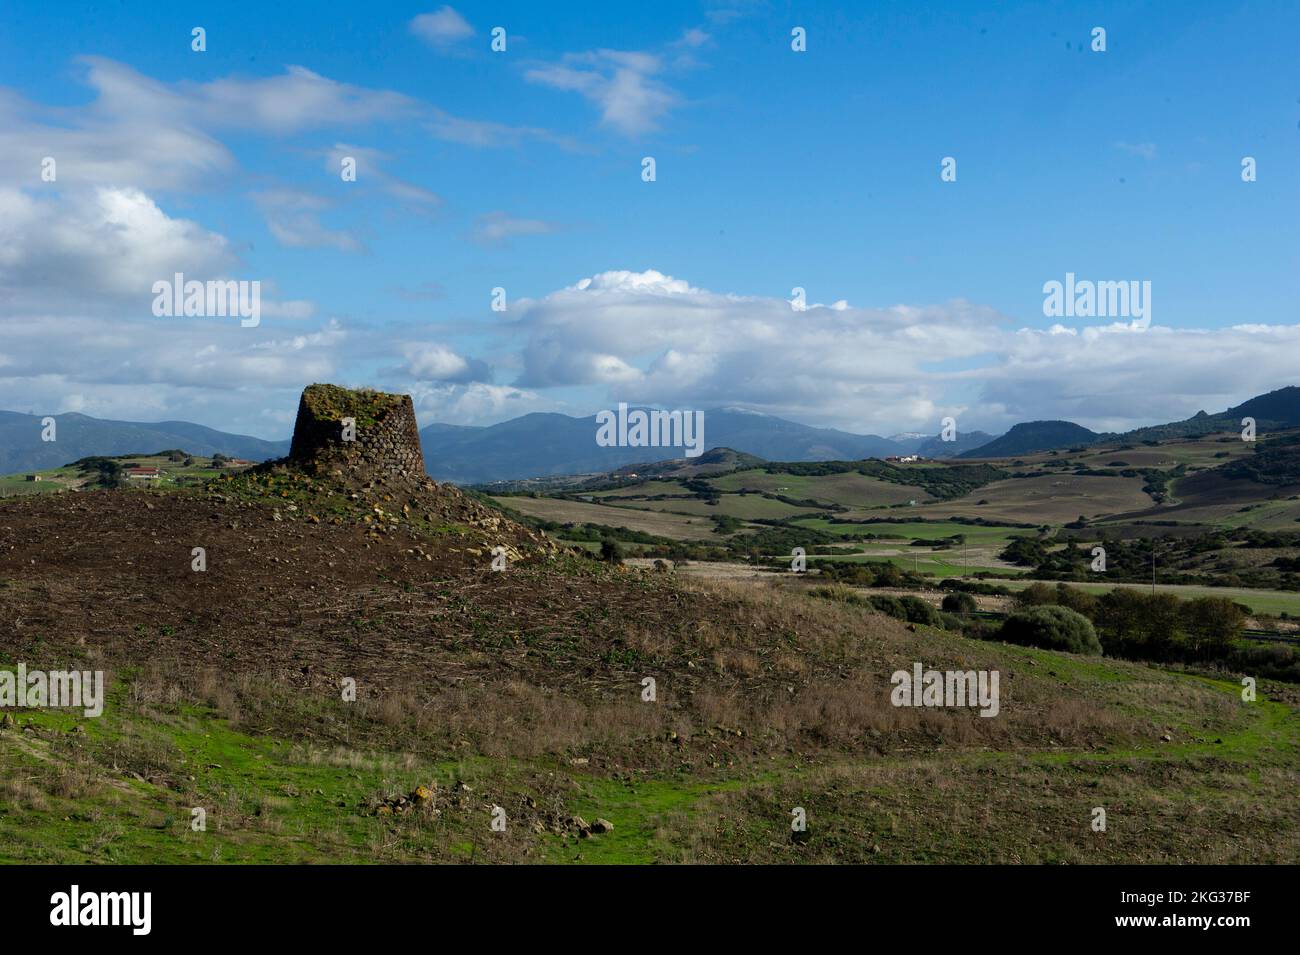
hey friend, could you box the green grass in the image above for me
[0,454,251,498]
[3,636,1295,864]
[986,577,1300,615]
[708,469,929,507]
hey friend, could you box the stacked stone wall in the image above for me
[287,384,425,479]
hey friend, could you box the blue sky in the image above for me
[1,0,1297,439]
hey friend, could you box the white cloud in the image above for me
[0,313,347,435]
[410,7,475,48]
[526,50,678,135]
[190,63,416,133]
[0,57,564,196]
[0,186,236,309]
[471,211,559,246]
[410,381,541,425]
[253,188,364,252]
[401,342,490,383]
[324,144,442,207]
[506,269,1300,434]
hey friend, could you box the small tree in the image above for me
[600,539,624,564]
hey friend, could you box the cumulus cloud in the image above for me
[505,269,1300,434]
[0,312,346,431]
[409,381,542,425]
[0,186,237,311]
[401,342,491,383]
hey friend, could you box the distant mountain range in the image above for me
[0,411,289,476]
[418,408,995,483]
[2,386,1297,484]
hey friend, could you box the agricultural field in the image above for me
[628,493,824,521]
[910,473,1154,525]
[709,469,933,507]
[1011,434,1254,471]
[587,479,696,499]
[987,577,1300,618]
[492,495,734,540]
[0,453,250,498]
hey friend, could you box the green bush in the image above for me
[998,605,1102,655]
[941,592,977,614]
[868,595,906,619]
[899,595,941,626]
[938,611,964,631]
[961,616,1001,641]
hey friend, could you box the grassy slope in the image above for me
[2,583,1296,864]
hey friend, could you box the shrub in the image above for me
[898,595,941,626]
[810,583,866,605]
[1015,582,1058,607]
[941,592,977,614]
[599,539,624,564]
[998,605,1102,655]
[868,595,906,619]
[961,616,1001,641]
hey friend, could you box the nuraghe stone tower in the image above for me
[288,383,426,480]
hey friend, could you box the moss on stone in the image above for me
[300,383,404,429]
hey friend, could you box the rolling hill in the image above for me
[960,421,1106,458]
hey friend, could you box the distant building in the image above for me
[125,467,162,480]
[886,455,924,464]
[25,474,40,482]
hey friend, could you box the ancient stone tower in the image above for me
[288,383,426,479]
